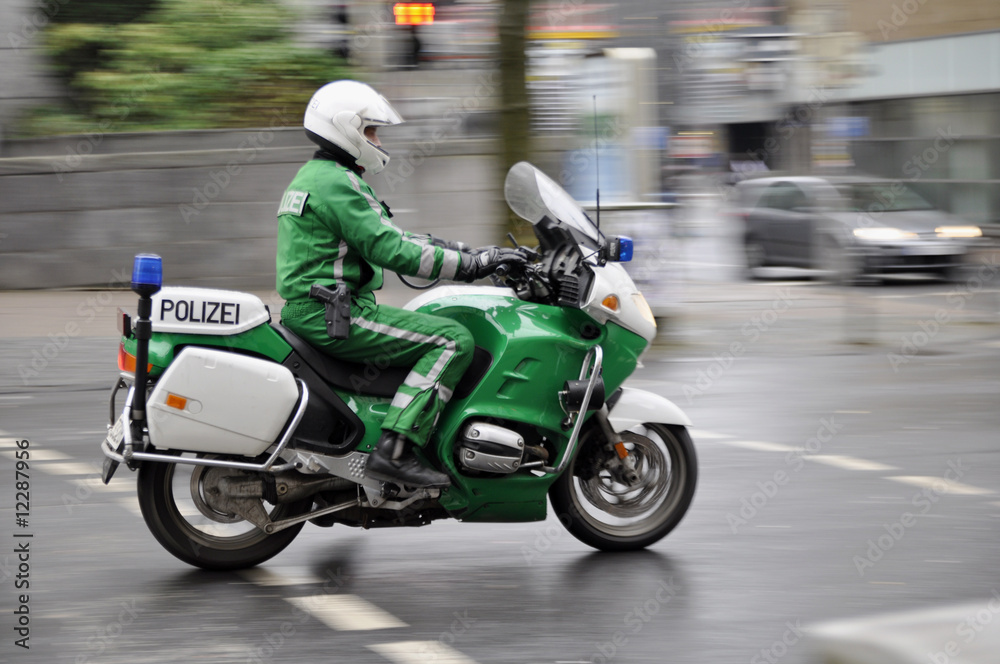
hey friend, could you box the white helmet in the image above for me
[303,80,403,174]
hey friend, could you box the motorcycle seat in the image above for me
[271,323,409,398]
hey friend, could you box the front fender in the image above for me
[607,387,692,431]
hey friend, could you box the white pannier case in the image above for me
[148,347,299,456]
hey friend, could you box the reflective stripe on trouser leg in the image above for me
[280,299,473,446]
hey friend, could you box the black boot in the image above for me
[365,432,451,488]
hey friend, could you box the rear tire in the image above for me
[137,453,312,570]
[549,424,697,552]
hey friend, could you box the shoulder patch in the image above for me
[277,190,310,217]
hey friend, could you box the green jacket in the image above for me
[276,159,462,302]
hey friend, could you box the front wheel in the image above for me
[137,453,313,570]
[549,423,697,551]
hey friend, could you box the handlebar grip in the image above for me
[495,264,509,277]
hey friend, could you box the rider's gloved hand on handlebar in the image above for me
[456,246,528,283]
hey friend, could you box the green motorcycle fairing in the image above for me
[123,323,293,377]
[410,291,648,522]
[123,290,649,524]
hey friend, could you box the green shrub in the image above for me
[18,0,348,135]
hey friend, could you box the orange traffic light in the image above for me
[394,3,435,26]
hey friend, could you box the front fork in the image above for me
[590,409,641,486]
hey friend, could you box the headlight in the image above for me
[935,225,982,238]
[632,293,656,329]
[853,228,918,241]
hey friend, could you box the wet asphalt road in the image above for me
[2,263,1000,663]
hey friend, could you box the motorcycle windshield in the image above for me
[504,162,601,250]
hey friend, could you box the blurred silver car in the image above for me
[735,176,982,281]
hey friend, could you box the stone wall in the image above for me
[0,127,506,290]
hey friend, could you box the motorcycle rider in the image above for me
[276,80,524,489]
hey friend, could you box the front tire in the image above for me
[549,423,697,552]
[137,453,312,570]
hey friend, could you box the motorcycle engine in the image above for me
[457,422,525,474]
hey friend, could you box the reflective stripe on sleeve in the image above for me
[417,245,436,279]
[441,249,461,280]
[347,170,440,278]
[347,171,395,228]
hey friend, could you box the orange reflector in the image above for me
[602,295,620,311]
[165,394,188,410]
[394,3,435,25]
[614,442,629,459]
[118,343,135,372]
[117,342,152,374]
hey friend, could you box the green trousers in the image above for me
[281,295,473,447]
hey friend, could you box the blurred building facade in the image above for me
[825,0,1000,224]
[663,0,864,174]
[663,0,1000,223]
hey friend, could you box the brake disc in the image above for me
[579,431,671,519]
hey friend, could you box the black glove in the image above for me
[456,247,527,283]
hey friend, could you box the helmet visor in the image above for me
[361,94,404,126]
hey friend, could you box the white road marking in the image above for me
[887,476,995,496]
[286,594,407,631]
[4,448,74,462]
[721,440,797,452]
[241,567,323,586]
[69,477,133,493]
[368,641,479,664]
[35,461,102,476]
[804,455,898,472]
[689,429,733,440]
[116,496,144,518]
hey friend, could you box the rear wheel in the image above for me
[549,423,697,551]
[137,452,312,570]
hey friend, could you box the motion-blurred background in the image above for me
[4,4,1000,664]
[3,0,999,295]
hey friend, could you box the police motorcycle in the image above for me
[100,162,697,570]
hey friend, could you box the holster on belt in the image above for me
[309,283,351,340]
